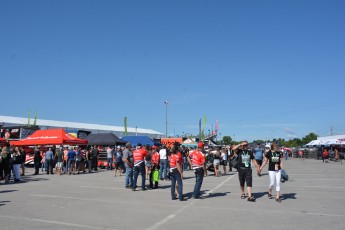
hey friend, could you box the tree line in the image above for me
[220,133,318,147]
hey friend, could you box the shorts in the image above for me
[255,159,262,167]
[213,159,220,166]
[238,167,252,187]
[115,162,122,170]
[56,162,63,168]
[222,160,227,166]
[145,161,152,167]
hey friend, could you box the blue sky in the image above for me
[1,0,345,141]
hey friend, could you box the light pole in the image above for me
[164,100,168,137]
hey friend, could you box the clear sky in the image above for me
[1,0,345,141]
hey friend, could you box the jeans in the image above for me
[193,168,204,198]
[125,166,133,187]
[13,164,21,180]
[107,158,113,170]
[183,157,189,171]
[159,159,168,180]
[170,169,183,200]
[46,159,54,174]
[133,164,146,189]
[34,162,40,174]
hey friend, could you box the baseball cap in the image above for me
[198,142,204,148]
[265,144,271,149]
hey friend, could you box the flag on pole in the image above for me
[124,117,128,136]
[199,118,201,140]
[33,111,38,126]
[201,115,207,140]
[27,111,31,127]
[215,119,219,132]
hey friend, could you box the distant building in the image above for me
[0,115,163,139]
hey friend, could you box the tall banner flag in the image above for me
[215,119,219,132]
[201,115,207,140]
[33,111,38,126]
[199,118,201,140]
[124,117,128,136]
[27,111,31,127]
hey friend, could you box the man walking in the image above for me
[159,145,168,180]
[45,147,54,175]
[188,142,207,199]
[106,146,114,170]
[122,143,134,189]
[33,147,42,175]
[91,145,99,171]
[132,143,148,191]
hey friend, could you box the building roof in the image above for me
[0,115,162,136]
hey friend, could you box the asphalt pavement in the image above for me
[0,158,345,230]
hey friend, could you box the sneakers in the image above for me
[276,198,282,203]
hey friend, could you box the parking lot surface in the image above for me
[1,158,345,230]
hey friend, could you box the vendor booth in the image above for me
[10,128,88,146]
[85,133,125,146]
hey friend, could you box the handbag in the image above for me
[152,169,160,182]
[281,169,289,182]
[230,155,238,169]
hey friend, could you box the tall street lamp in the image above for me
[164,100,168,137]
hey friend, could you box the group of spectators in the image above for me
[1,140,287,203]
[33,145,103,175]
[0,144,26,183]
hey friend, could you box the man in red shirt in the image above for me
[169,145,186,201]
[188,142,206,199]
[132,143,148,191]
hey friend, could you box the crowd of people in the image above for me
[0,141,288,203]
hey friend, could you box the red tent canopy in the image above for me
[0,138,8,147]
[10,129,88,146]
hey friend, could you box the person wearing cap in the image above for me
[187,142,206,199]
[132,143,148,191]
[259,142,284,203]
[232,141,261,202]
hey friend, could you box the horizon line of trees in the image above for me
[219,133,317,147]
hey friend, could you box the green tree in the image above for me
[222,136,232,145]
[302,133,318,145]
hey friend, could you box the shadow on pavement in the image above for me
[0,190,18,193]
[282,193,297,200]
[208,192,231,198]
[0,201,11,206]
[252,192,267,199]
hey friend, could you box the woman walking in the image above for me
[232,141,260,202]
[259,142,284,203]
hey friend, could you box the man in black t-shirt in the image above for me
[232,141,260,202]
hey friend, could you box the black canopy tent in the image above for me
[85,133,126,146]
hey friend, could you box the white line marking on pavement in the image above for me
[80,186,125,190]
[195,205,345,217]
[31,194,179,208]
[146,174,236,230]
[0,214,117,230]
